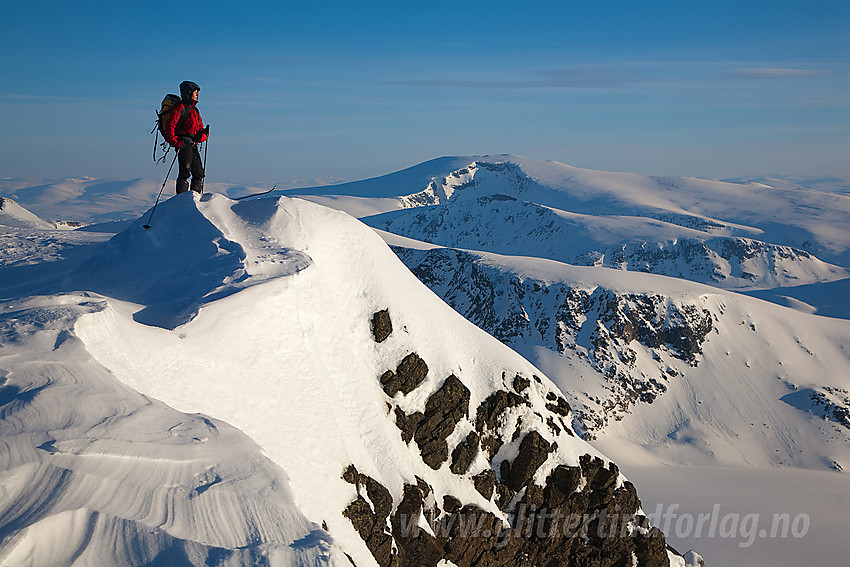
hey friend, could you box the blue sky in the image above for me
[1,0,848,185]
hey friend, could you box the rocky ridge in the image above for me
[371,192,846,290]
[339,309,675,566]
[392,247,716,438]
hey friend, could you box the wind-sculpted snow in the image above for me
[56,193,687,566]
[366,194,847,290]
[3,155,849,565]
[0,296,340,566]
[68,192,312,329]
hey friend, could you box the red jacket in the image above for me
[165,100,207,148]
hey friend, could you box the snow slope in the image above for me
[387,241,850,469]
[4,154,849,566]
[0,177,279,225]
[0,295,341,566]
[365,194,847,290]
[0,197,55,230]
[2,192,684,566]
[283,155,850,267]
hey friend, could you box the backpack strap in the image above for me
[176,103,191,133]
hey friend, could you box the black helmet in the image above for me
[179,81,201,100]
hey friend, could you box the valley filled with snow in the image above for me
[2,156,849,566]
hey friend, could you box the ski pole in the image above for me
[202,126,210,188]
[143,149,179,230]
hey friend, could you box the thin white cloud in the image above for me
[0,93,82,101]
[392,66,638,89]
[732,67,822,79]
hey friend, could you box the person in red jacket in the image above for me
[166,81,209,194]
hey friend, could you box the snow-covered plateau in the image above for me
[2,155,849,567]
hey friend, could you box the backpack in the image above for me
[151,94,189,163]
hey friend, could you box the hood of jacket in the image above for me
[179,81,201,101]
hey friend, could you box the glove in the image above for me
[181,136,194,147]
[192,125,210,143]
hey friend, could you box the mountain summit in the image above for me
[2,192,685,566]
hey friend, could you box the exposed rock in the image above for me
[342,463,359,485]
[371,309,393,343]
[439,504,504,566]
[545,393,571,416]
[343,496,374,541]
[344,450,672,567]
[472,469,497,500]
[579,454,620,507]
[381,352,428,397]
[504,431,552,492]
[392,245,719,436]
[394,407,424,444]
[541,464,582,509]
[341,466,396,566]
[391,484,443,567]
[450,431,480,475]
[635,527,670,566]
[474,390,527,458]
[414,375,470,469]
[512,374,531,393]
[443,495,462,514]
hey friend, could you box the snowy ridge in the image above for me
[0,192,684,565]
[0,296,338,566]
[287,156,850,265]
[0,197,55,230]
[3,154,849,566]
[367,194,846,289]
[388,243,850,471]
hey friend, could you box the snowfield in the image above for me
[2,192,684,566]
[2,155,849,566]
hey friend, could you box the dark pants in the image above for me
[176,143,204,194]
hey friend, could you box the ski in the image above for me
[233,184,276,201]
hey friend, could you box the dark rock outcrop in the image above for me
[472,469,498,500]
[545,392,571,416]
[354,312,673,566]
[450,431,480,475]
[503,431,553,492]
[343,450,670,567]
[390,246,718,436]
[371,309,393,343]
[341,465,396,566]
[394,406,423,444]
[381,352,429,397]
[391,484,444,567]
[474,390,528,458]
[512,374,531,393]
[413,375,471,469]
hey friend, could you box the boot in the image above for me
[191,176,205,194]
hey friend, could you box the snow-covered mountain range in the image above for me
[282,156,850,566]
[1,191,685,566]
[2,155,849,566]
[273,156,850,466]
